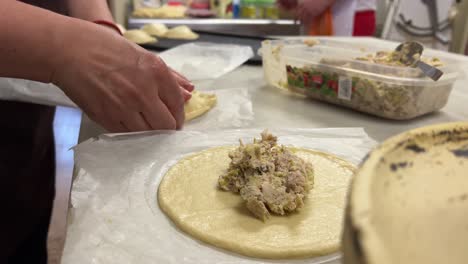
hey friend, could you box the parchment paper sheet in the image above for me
[63,128,376,264]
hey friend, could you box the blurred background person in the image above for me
[278,0,376,36]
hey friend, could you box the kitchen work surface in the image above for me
[35,37,466,263]
[72,66,468,264]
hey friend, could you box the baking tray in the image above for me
[141,31,272,64]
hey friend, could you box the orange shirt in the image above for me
[308,7,334,36]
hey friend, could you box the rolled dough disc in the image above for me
[184,91,216,121]
[124,29,157,44]
[165,25,199,40]
[158,146,355,259]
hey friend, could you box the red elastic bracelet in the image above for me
[93,20,123,36]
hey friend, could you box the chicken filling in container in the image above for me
[262,39,461,120]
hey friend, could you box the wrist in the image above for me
[50,18,119,86]
[50,17,139,90]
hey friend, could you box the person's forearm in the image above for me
[0,1,76,83]
[66,0,114,22]
[0,1,116,84]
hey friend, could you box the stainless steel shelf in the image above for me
[128,18,302,36]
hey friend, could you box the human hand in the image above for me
[170,67,194,102]
[277,0,298,10]
[277,0,335,25]
[53,20,187,132]
[95,21,194,102]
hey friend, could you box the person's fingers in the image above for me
[171,69,194,92]
[121,111,153,131]
[142,99,177,130]
[133,53,184,129]
[156,74,185,129]
[182,88,192,102]
[170,68,189,83]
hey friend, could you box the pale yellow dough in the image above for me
[123,29,157,44]
[345,123,468,264]
[184,91,216,121]
[158,146,355,259]
[165,25,199,40]
[132,5,187,18]
[141,23,168,37]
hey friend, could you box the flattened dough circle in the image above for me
[184,91,216,121]
[158,146,355,259]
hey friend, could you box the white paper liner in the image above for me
[0,79,253,130]
[0,78,75,107]
[160,42,254,81]
[63,128,376,264]
[185,88,253,130]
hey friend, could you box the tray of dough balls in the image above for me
[124,23,267,64]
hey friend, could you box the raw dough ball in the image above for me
[141,23,168,37]
[124,29,157,44]
[165,26,199,40]
[158,146,355,259]
[184,91,216,121]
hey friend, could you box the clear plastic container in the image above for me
[261,39,460,120]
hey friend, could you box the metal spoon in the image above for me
[395,41,444,81]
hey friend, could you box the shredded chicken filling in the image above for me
[218,131,314,221]
[355,50,443,67]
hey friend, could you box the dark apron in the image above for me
[20,0,66,14]
[0,100,56,263]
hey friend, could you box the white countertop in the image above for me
[73,38,468,264]
[74,62,467,264]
